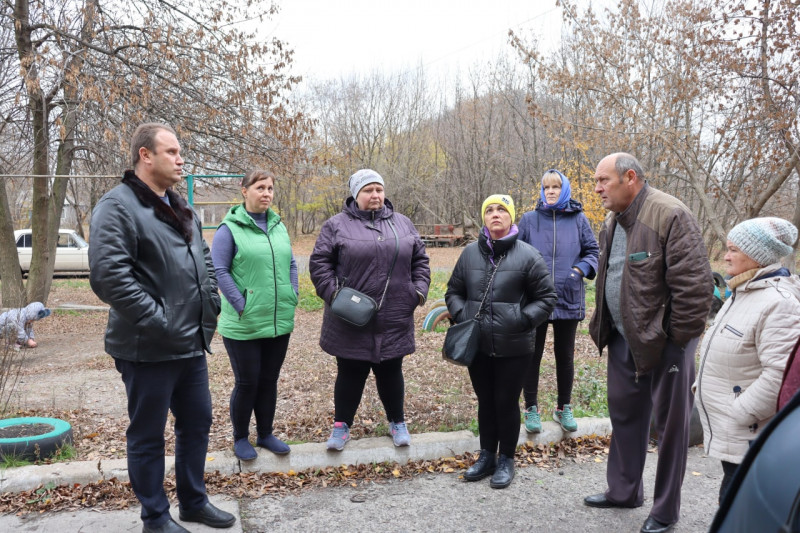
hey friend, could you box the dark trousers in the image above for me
[468,351,530,457]
[223,334,290,441]
[605,330,698,524]
[115,356,212,528]
[720,460,738,503]
[334,357,405,426]
[523,319,579,408]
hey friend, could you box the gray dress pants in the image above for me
[605,329,699,524]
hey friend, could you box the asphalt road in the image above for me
[239,446,720,533]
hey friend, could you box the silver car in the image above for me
[14,228,90,274]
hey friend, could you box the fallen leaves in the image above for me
[0,436,611,515]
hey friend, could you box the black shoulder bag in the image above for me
[442,256,503,366]
[331,219,399,327]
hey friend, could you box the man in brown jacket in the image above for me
[584,153,712,533]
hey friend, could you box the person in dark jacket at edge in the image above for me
[518,169,599,434]
[446,194,556,489]
[584,153,712,533]
[309,169,431,451]
[89,123,234,533]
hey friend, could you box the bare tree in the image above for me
[511,0,800,252]
[1,0,311,306]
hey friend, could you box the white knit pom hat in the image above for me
[727,217,798,266]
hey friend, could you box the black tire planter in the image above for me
[0,417,73,461]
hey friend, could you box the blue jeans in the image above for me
[116,356,212,528]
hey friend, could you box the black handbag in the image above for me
[330,287,378,327]
[330,219,399,328]
[442,256,503,367]
[442,318,480,366]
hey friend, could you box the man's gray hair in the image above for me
[614,153,645,183]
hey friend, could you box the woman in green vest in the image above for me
[211,170,298,460]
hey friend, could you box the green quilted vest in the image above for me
[217,205,297,340]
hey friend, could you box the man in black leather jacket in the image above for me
[89,123,232,533]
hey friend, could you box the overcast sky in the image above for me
[265,1,567,81]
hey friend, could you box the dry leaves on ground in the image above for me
[0,436,611,515]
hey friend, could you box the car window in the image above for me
[71,233,89,248]
[57,233,73,247]
[16,234,32,247]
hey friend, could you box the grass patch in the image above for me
[0,453,30,469]
[584,280,596,308]
[51,279,91,290]
[297,273,323,311]
[0,442,77,469]
[53,309,83,317]
[427,271,450,301]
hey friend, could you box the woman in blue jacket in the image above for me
[517,170,599,433]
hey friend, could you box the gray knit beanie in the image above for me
[727,217,798,266]
[348,169,384,199]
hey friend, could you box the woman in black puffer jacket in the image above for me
[446,194,556,489]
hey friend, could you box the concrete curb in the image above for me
[0,417,612,494]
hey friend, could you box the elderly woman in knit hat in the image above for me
[694,217,800,503]
[446,194,556,489]
[310,169,430,451]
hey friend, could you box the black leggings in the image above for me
[334,357,405,426]
[468,351,530,457]
[223,335,290,441]
[720,460,739,504]
[523,320,579,409]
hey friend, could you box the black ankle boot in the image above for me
[464,450,496,481]
[490,454,515,489]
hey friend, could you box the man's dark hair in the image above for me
[615,153,645,183]
[131,123,177,167]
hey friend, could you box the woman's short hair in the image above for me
[241,169,275,189]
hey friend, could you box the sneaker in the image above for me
[389,421,411,447]
[257,434,290,455]
[233,438,257,460]
[554,404,578,432]
[326,421,350,451]
[524,405,542,433]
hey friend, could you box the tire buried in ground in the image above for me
[0,417,73,461]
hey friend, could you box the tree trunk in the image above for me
[0,181,26,307]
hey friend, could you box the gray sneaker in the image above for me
[389,421,411,447]
[326,421,350,451]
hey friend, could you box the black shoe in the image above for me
[489,454,515,489]
[583,492,640,508]
[179,502,236,529]
[641,516,674,533]
[143,518,189,533]
[464,450,496,481]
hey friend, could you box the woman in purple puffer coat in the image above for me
[517,169,599,434]
[310,169,430,451]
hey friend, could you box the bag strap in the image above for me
[376,218,400,310]
[474,255,503,320]
[335,217,400,308]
